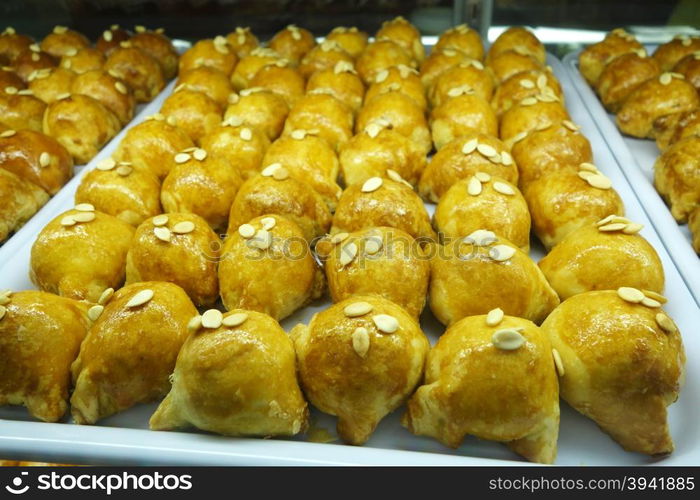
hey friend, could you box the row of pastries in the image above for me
[0,19,686,464]
[579,30,700,252]
[0,24,179,243]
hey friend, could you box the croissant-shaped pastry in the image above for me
[596,52,659,112]
[325,26,368,59]
[430,59,493,108]
[249,63,305,107]
[375,16,425,63]
[356,40,415,84]
[150,308,308,437]
[539,218,664,299]
[491,69,563,117]
[541,289,685,455]
[578,28,644,85]
[70,281,197,424]
[432,24,484,61]
[403,311,559,463]
[269,24,316,65]
[283,93,352,151]
[430,91,497,150]
[225,87,289,141]
[225,27,259,58]
[199,122,270,180]
[652,35,700,72]
[673,52,700,93]
[178,37,238,76]
[305,61,365,113]
[291,295,429,444]
[0,169,48,242]
[487,26,546,65]
[298,41,353,80]
[0,290,89,422]
[652,109,700,151]
[176,66,233,108]
[160,88,223,143]
[653,136,700,222]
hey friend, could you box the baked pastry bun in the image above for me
[356,40,415,84]
[59,47,104,75]
[433,24,484,61]
[0,27,33,62]
[227,165,331,242]
[487,50,543,83]
[176,66,233,108]
[499,95,569,142]
[541,289,685,455]
[70,281,197,424]
[283,93,352,150]
[539,217,664,299]
[322,226,430,317]
[305,61,365,113]
[291,295,429,445]
[262,129,342,210]
[429,232,559,326]
[0,92,46,131]
[365,64,425,110]
[71,69,135,125]
[596,52,660,112]
[487,26,546,65]
[430,91,497,150]
[150,308,308,437]
[74,158,161,226]
[269,24,316,65]
[524,166,625,249]
[435,174,531,251]
[325,26,368,58]
[219,214,324,320]
[95,25,130,56]
[0,128,73,194]
[672,52,700,92]
[199,121,269,180]
[0,290,89,422]
[26,66,74,103]
[160,88,223,143]
[491,69,562,117]
[356,92,430,154]
[653,109,700,151]
[126,213,219,306]
[225,87,289,141]
[0,67,25,91]
[653,136,700,222]
[178,36,238,76]
[104,44,165,103]
[225,26,259,58]
[30,206,135,302]
[0,169,49,242]
[653,35,700,72]
[510,120,592,186]
[616,73,699,138]
[429,59,493,108]
[339,120,425,188]
[419,133,518,202]
[249,63,305,107]
[230,47,285,90]
[419,47,471,89]
[40,26,89,58]
[298,40,353,80]
[13,46,58,82]
[113,114,195,179]
[332,176,436,242]
[404,311,559,463]
[130,28,179,80]
[579,29,644,85]
[161,147,243,231]
[376,16,425,63]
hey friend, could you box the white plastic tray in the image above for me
[1,54,699,466]
[563,50,700,307]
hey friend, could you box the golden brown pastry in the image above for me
[161,147,243,231]
[298,40,353,80]
[0,291,89,422]
[322,226,430,318]
[283,93,352,150]
[126,213,219,306]
[419,133,518,202]
[174,67,230,109]
[104,44,165,102]
[579,28,645,85]
[95,25,131,56]
[160,88,223,143]
[510,120,593,186]
[653,136,700,222]
[332,176,436,241]
[653,108,700,150]
[325,26,368,58]
[673,52,700,92]
[13,46,57,82]
[150,308,308,437]
[200,121,269,180]
[339,120,426,188]
[0,128,73,194]
[616,73,699,138]
[490,69,562,117]
[356,92,430,154]
[404,311,559,463]
[70,69,135,125]
[524,166,625,249]
[225,26,259,58]
[229,47,284,90]
[40,26,89,58]
[113,115,195,180]
[356,40,415,84]
[0,92,46,131]
[653,35,700,72]
[376,16,424,63]
[269,24,316,65]
[42,94,121,164]
[487,50,544,83]
[690,206,700,254]
[224,87,289,141]
[435,174,531,251]
[291,295,429,445]
[227,165,331,242]
[26,66,75,103]
[596,52,659,112]
[539,218,664,300]
[305,61,365,113]
[59,47,104,75]
[430,91,497,150]
[0,27,33,62]
[130,28,179,80]
[429,232,559,326]
[0,67,25,92]
[262,130,341,209]
[429,59,493,108]
[70,281,197,424]
[364,64,426,110]
[499,95,569,142]
[249,63,305,107]
[178,36,238,76]
[30,206,135,302]
[433,24,484,61]
[490,26,546,61]
[0,169,49,242]
[219,214,324,319]
[541,289,685,455]
[419,47,471,89]
[74,159,161,226]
